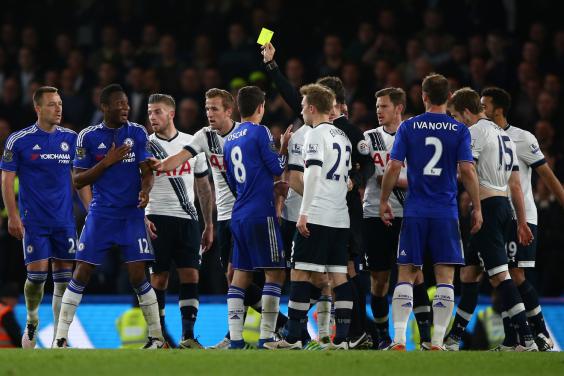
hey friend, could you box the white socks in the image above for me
[135,281,162,340]
[227,286,246,341]
[24,272,48,325]
[55,279,85,340]
[317,295,332,339]
[432,284,455,346]
[260,283,282,340]
[391,282,413,344]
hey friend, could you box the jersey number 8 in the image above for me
[231,146,246,183]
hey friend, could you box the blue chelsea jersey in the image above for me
[74,122,152,219]
[390,112,473,219]
[223,122,286,220]
[1,123,77,227]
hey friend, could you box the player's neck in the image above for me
[217,120,235,136]
[156,124,178,140]
[311,115,330,128]
[468,112,487,126]
[383,120,401,133]
[495,117,508,129]
[425,104,447,114]
[36,119,57,133]
[241,115,262,125]
[103,117,124,129]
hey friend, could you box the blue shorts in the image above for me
[23,224,77,265]
[77,214,154,266]
[231,216,286,271]
[397,217,464,267]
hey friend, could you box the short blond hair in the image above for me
[148,93,176,109]
[205,88,235,110]
[299,84,335,114]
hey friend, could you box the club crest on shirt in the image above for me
[124,138,134,147]
[26,245,33,254]
[2,149,13,162]
[60,141,69,152]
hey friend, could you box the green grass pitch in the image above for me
[1,350,563,376]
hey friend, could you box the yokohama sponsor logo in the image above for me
[39,153,71,160]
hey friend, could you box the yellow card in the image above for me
[257,28,274,46]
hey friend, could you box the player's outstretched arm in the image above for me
[536,163,564,208]
[1,170,24,240]
[195,175,214,252]
[73,143,131,189]
[459,161,483,234]
[138,161,154,208]
[379,160,402,226]
[148,148,192,172]
[508,170,533,245]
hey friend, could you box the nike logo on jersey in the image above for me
[98,142,107,149]
[32,144,41,150]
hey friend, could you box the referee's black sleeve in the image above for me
[334,117,374,189]
[264,60,303,119]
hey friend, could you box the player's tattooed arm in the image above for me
[459,161,483,235]
[195,175,214,252]
[1,170,24,240]
[138,161,154,208]
[73,143,131,189]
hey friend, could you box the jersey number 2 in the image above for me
[423,137,443,176]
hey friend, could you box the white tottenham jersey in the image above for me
[363,126,407,218]
[184,122,239,221]
[146,132,208,219]
[470,119,517,192]
[282,125,311,223]
[505,125,546,225]
[301,122,351,228]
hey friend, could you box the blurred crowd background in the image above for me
[0,0,563,296]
